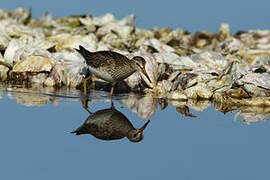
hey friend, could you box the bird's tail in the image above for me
[71,127,87,135]
[74,45,93,61]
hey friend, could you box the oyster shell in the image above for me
[236,72,270,90]
[167,91,187,100]
[219,23,231,40]
[12,55,53,73]
[55,34,97,51]
[0,53,9,80]
[138,38,175,53]
[4,35,55,65]
[184,83,213,99]
[216,37,245,53]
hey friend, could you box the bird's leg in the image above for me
[111,101,114,108]
[83,76,92,97]
[82,76,92,114]
[110,85,114,98]
[110,83,117,105]
[110,95,115,107]
[82,97,93,114]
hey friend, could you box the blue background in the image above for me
[2,0,270,33]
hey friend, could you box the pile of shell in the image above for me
[0,8,270,106]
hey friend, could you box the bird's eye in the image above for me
[136,62,143,69]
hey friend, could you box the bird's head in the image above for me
[127,120,150,143]
[132,56,152,83]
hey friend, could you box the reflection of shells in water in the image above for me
[119,94,157,119]
[11,93,50,107]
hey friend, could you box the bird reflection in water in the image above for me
[72,100,150,142]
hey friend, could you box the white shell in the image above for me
[12,55,53,73]
[137,38,175,53]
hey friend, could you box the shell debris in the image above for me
[0,8,270,107]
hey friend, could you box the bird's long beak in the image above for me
[142,68,152,83]
[138,120,150,133]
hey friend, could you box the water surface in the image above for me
[0,85,270,180]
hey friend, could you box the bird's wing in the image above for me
[75,45,130,68]
[88,51,130,69]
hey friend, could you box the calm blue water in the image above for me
[0,87,270,180]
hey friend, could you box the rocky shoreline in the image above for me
[0,8,270,106]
